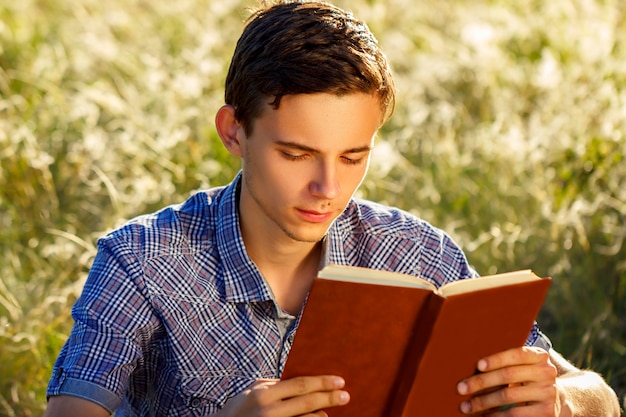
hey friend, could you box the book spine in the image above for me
[385,294,445,417]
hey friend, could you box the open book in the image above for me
[281,265,551,417]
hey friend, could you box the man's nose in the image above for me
[309,160,340,199]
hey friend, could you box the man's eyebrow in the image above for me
[275,140,372,154]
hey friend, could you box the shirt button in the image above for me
[190,397,202,408]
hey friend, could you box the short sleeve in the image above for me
[526,325,552,351]
[46,234,161,411]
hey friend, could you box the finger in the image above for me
[470,402,557,417]
[303,411,328,417]
[459,382,558,415]
[220,380,281,415]
[458,361,557,396]
[478,347,549,372]
[271,388,350,416]
[268,375,346,402]
[462,353,559,396]
[243,379,280,401]
[236,376,348,417]
[248,378,280,390]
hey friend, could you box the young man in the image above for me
[45,1,620,416]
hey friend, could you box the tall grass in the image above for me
[1,0,624,415]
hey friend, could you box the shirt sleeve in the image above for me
[46,231,161,412]
[526,326,552,351]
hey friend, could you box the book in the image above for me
[281,265,551,417]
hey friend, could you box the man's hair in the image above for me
[225,0,396,134]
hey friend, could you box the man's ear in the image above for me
[215,104,244,157]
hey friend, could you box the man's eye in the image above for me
[341,156,364,165]
[281,151,307,161]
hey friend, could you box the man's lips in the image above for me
[296,208,334,223]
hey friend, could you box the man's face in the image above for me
[237,93,382,245]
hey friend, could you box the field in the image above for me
[1,0,625,415]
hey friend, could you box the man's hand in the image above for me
[456,346,568,416]
[215,375,350,417]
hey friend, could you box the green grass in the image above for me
[1,0,625,415]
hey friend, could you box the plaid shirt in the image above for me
[47,173,549,416]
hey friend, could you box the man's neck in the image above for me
[247,237,322,315]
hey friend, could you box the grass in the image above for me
[1,0,625,415]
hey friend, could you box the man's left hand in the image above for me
[456,346,570,416]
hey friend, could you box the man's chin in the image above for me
[283,226,330,244]
[287,234,327,244]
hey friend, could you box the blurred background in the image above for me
[0,0,624,415]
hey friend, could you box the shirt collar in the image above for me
[215,172,275,303]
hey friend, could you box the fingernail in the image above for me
[333,377,345,389]
[460,401,471,414]
[339,391,350,404]
[477,359,487,371]
[457,381,468,395]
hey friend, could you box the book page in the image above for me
[438,270,540,297]
[318,265,436,290]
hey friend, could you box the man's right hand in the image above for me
[216,375,350,417]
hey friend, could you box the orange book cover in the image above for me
[281,265,551,417]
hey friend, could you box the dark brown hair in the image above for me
[225,0,396,134]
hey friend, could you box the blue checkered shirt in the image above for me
[47,173,550,415]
